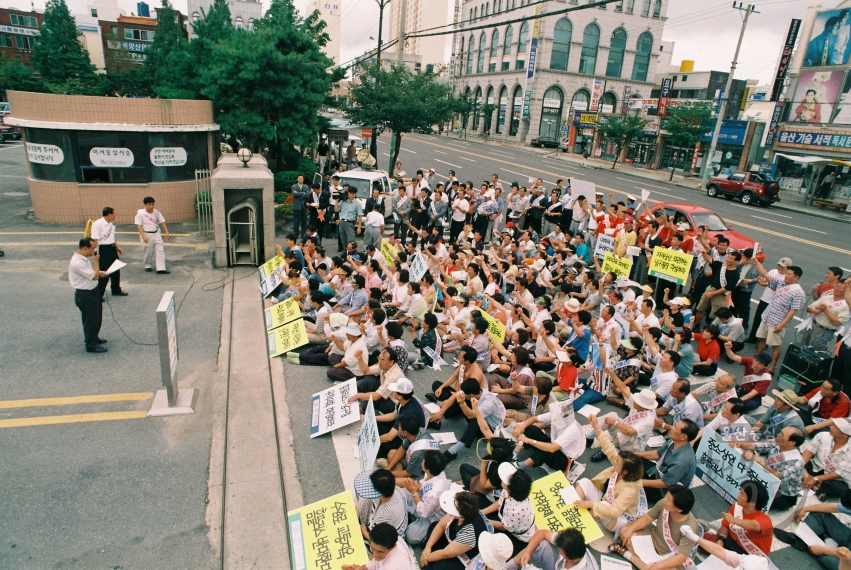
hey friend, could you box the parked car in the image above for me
[649,202,766,262]
[706,171,780,206]
[530,136,560,148]
[0,124,14,143]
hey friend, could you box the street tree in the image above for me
[663,103,714,179]
[0,55,45,99]
[480,102,497,133]
[31,0,99,92]
[143,0,192,98]
[347,62,455,170]
[596,114,648,169]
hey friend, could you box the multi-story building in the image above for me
[74,0,127,72]
[100,12,187,73]
[386,0,453,69]
[0,8,43,67]
[186,0,262,36]
[452,0,675,147]
[653,69,747,120]
[305,0,342,65]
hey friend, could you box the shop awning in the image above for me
[774,153,851,167]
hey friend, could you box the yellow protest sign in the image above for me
[648,246,693,285]
[479,309,506,344]
[259,255,286,281]
[268,318,309,357]
[380,239,399,267]
[530,472,604,544]
[601,253,632,279]
[265,297,303,330]
[288,490,368,570]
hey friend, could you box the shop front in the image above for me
[625,116,659,166]
[570,111,596,154]
[538,88,564,140]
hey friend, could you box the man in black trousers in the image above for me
[90,206,127,299]
[69,238,108,353]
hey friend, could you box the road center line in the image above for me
[0,410,149,429]
[749,215,827,234]
[459,157,476,162]
[0,392,154,409]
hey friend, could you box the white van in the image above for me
[314,168,394,217]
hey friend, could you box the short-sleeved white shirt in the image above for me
[90,217,116,245]
[135,208,165,232]
[69,253,98,290]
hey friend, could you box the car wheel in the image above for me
[741,191,753,205]
[706,184,718,198]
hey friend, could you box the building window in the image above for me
[458,36,464,74]
[579,23,599,75]
[626,0,634,12]
[0,34,12,48]
[549,18,571,71]
[632,31,652,81]
[10,14,38,27]
[502,25,513,70]
[485,2,490,15]
[124,28,154,41]
[473,86,482,129]
[509,85,522,136]
[653,0,662,17]
[477,31,486,73]
[111,26,118,35]
[516,21,528,69]
[496,86,507,134]
[235,17,243,29]
[571,89,590,111]
[466,35,475,75]
[605,28,627,78]
[22,128,76,182]
[539,86,564,139]
[601,92,617,112]
[485,86,494,131]
[91,8,98,17]
[15,35,36,50]
[615,1,623,11]
[489,29,499,71]
[248,18,254,30]
[193,12,200,22]
[495,0,501,13]
[641,0,651,16]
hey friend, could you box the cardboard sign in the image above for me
[265,297,303,330]
[287,490,368,570]
[408,252,428,283]
[380,239,399,267]
[594,235,616,259]
[357,397,380,472]
[568,178,596,200]
[259,255,286,280]
[529,472,603,543]
[648,247,693,286]
[694,428,780,511]
[267,318,309,357]
[479,309,506,344]
[310,379,360,438]
[601,253,632,278]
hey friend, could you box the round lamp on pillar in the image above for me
[237,147,253,167]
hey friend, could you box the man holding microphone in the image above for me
[69,238,108,353]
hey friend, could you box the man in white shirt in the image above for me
[746,257,791,342]
[449,191,470,243]
[134,196,171,274]
[69,238,108,353]
[90,206,127,298]
[327,323,368,382]
[696,398,751,443]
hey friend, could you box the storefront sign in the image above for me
[643,116,660,135]
[89,147,134,167]
[764,103,784,147]
[699,120,748,145]
[601,104,614,114]
[658,78,672,116]
[522,89,533,119]
[310,379,360,437]
[622,86,632,113]
[578,114,598,126]
[589,78,603,112]
[0,25,38,36]
[327,129,349,142]
[106,40,150,53]
[288,491,368,570]
[771,19,801,101]
[776,126,851,151]
[150,147,187,167]
[26,142,64,165]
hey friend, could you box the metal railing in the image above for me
[195,169,213,237]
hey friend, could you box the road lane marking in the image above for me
[435,150,447,154]
[749,216,827,234]
[0,392,154,409]
[501,168,530,178]
[459,157,476,162]
[401,148,416,153]
[0,410,149,429]
[381,153,390,157]
[0,231,192,236]
[752,211,792,220]
[0,242,201,248]
[435,159,463,169]
[728,220,850,255]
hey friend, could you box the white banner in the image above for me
[310,379,360,438]
[89,147,134,167]
[357,397,380,472]
[408,252,428,283]
[594,235,616,259]
[26,142,64,165]
[150,147,187,167]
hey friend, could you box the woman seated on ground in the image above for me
[458,436,514,508]
[481,464,535,556]
[693,325,721,376]
[487,344,535,410]
[420,491,492,570]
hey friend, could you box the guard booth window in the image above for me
[77,131,147,183]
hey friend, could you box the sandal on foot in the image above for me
[608,542,627,556]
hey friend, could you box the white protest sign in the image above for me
[150,147,188,167]
[594,235,616,259]
[569,178,596,200]
[310,379,360,438]
[357,396,380,472]
[408,252,428,283]
[640,189,650,202]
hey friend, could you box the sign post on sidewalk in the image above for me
[148,291,196,416]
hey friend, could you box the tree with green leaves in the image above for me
[347,62,455,169]
[596,114,648,170]
[0,55,45,99]
[663,103,714,179]
[143,0,191,97]
[480,102,497,133]
[31,0,99,92]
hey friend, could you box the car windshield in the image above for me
[691,212,730,231]
[340,177,374,199]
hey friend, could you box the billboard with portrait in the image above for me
[790,71,843,123]
[804,9,851,67]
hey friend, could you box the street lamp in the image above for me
[237,147,253,168]
[370,0,392,161]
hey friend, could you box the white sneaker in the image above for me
[568,462,586,484]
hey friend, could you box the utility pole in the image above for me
[389,0,407,170]
[371,0,391,163]
[700,2,757,188]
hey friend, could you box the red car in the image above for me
[649,202,765,262]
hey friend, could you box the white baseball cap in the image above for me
[498,462,518,485]
[439,490,461,517]
[387,378,414,394]
[834,417,851,436]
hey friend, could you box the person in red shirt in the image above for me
[704,484,773,556]
[811,266,843,300]
[725,346,773,412]
[794,377,851,435]
[693,324,722,376]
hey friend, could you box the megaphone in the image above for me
[357,148,376,168]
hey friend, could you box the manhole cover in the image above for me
[3,192,28,196]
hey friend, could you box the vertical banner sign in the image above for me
[288,491,369,570]
[522,6,543,119]
[771,19,801,102]
[589,78,603,112]
[764,102,784,147]
[357,397,380,472]
[310,379,360,437]
[408,252,428,283]
[658,78,672,117]
[622,85,632,113]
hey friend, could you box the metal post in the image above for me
[371,0,390,162]
[148,291,196,416]
[700,2,758,188]
[397,0,406,63]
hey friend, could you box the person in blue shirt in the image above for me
[564,310,592,361]
[282,234,305,267]
[573,233,591,265]
[335,274,369,317]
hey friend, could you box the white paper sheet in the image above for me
[601,555,634,570]
[559,486,581,505]
[696,555,731,570]
[576,404,601,418]
[641,189,650,202]
[646,435,667,448]
[431,432,458,445]
[795,522,826,547]
[106,259,126,275]
[424,402,441,414]
[631,535,673,564]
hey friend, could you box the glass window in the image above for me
[496,86,507,134]
[510,86,522,136]
[579,24,599,74]
[193,12,200,22]
[91,8,98,17]
[124,28,154,41]
[148,132,210,182]
[473,87,482,129]
[111,26,118,35]
[15,35,35,50]
[517,21,528,53]
[466,35,475,75]
[77,131,146,183]
[0,34,12,48]
[10,14,38,27]
[486,2,490,15]
[477,31,486,73]
[641,0,650,16]
[626,0,634,12]
[653,0,662,17]
[539,86,563,139]
[571,90,590,110]
[235,17,243,29]
[615,1,623,11]
[248,18,254,30]
[23,127,76,182]
[606,28,626,78]
[490,29,499,57]
[550,18,571,71]
[601,92,617,112]
[632,32,652,81]
[502,25,513,70]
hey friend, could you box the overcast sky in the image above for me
[7,0,825,84]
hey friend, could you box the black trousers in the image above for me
[769,492,799,511]
[527,215,542,234]
[74,288,102,349]
[97,244,121,296]
[449,220,465,244]
[833,342,851,395]
[523,424,569,472]
[431,380,464,418]
[748,300,769,341]
[806,464,850,498]
[731,289,752,330]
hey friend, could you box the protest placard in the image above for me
[357,397,380,472]
[479,309,506,344]
[267,318,309,357]
[529,472,603,543]
[288,490,368,570]
[310,379,360,438]
[264,297,302,330]
[408,252,428,283]
[694,428,780,510]
[380,239,399,267]
[601,253,632,278]
[259,255,285,281]
[648,247,693,285]
[594,235,616,259]
[568,178,596,200]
